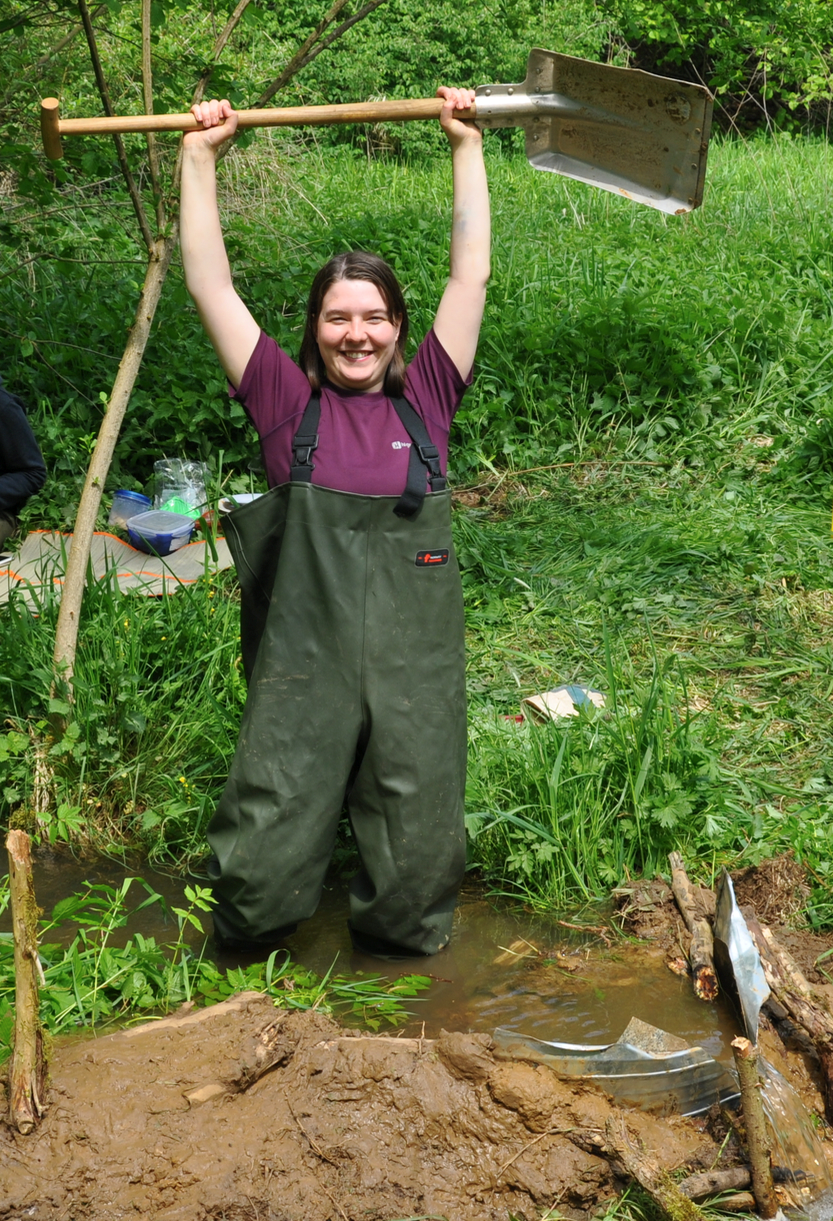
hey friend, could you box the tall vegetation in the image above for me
[599,0,833,129]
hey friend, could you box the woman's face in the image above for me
[315,278,401,393]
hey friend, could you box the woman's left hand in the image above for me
[436,86,481,146]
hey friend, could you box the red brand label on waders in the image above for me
[415,550,449,567]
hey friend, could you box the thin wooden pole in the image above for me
[6,831,46,1135]
[52,237,176,690]
[731,1036,777,1219]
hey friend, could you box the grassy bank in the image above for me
[2,132,833,915]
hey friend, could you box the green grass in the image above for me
[460,467,833,914]
[2,132,833,917]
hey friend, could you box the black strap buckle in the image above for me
[417,443,440,464]
[290,396,322,483]
[293,432,319,465]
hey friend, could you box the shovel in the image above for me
[41,48,712,214]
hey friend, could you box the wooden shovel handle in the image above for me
[40,96,476,159]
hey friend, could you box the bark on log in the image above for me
[712,1193,756,1212]
[668,852,718,1001]
[679,1168,752,1198]
[6,831,46,1134]
[604,1116,706,1221]
[731,1037,777,1219]
[747,916,833,1125]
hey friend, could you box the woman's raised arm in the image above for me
[432,87,491,381]
[180,100,260,389]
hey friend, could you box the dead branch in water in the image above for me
[668,852,718,1001]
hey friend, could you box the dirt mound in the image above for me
[1,993,721,1221]
[732,854,811,927]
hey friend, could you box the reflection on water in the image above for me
[760,1059,833,1208]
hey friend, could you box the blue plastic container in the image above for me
[126,509,194,556]
[109,489,151,527]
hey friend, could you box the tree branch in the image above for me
[77,0,155,253]
[191,0,254,108]
[294,0,389,79]
[141,0,165,230]
[35,3,106,71]
[169,0,255,196]
[253,0,350,108]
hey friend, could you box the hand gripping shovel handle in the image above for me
[39,96,474,161]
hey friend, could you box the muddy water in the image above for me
[2,851,741,1057]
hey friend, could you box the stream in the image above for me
[2,850,741,1048]
[4,850,833,1210]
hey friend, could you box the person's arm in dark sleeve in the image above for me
[0,389,47,515]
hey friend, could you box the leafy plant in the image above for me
[0,875,430,1064]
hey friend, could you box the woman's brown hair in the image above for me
[299,251,409,396]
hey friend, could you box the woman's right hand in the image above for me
[184,99,239,150]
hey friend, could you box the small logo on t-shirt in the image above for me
[415,550,449,567]
[392,440,412,450]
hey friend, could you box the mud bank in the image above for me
[4,854,833,1220]
[2,992,722,1221]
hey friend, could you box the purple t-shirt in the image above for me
[231,328,470,497]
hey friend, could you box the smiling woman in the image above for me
[305,256,405,394]
[179,87,491,961]
[317,280,399,389]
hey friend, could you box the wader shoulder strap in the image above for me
[391,396,446,520]
[290,395,320,482]
[289,392,445,518]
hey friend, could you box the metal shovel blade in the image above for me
[475,49,713,214]
[713,868,770,1044]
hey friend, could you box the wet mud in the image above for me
[1,994,720,1221]
[3,855,833,1220]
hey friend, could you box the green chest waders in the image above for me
[207,395,467,957]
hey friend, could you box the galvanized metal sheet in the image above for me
[476,50,713,214]
[714,868,770,1043]
[494,1017,739,1116]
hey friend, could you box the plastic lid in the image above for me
[126,509,194,534]
[113,489,151,503]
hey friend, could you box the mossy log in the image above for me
[731,1037,777,1219]
[668,852,718,1001]
[6,830,46,1134]
[604,1116,706,1221]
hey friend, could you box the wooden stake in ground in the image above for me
[668,852,719,1001]
[731,1036,777,1219]
[6,831,46,1135]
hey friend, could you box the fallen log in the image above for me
[731,1036,777,1218]
[604,1115,706,1221]
[6,830,47,1134]
[746,916,833,1125]
[679,1167,752,1198]
[668,852,719,1001]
